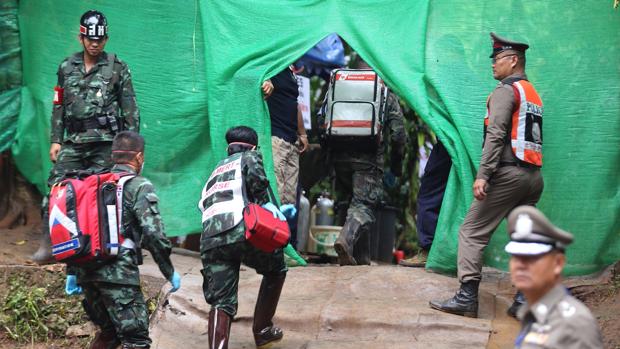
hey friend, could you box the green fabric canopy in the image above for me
[8,0,620,275]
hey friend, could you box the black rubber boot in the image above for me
[253,273,286,348]
[507,291,525,318]
[32,197,54,265]
[89,330,120,349]
[333,219,362,266]
[429,280,480,318]
[353,228,371,265]
[31,230,54,265]
[208,308,231,349]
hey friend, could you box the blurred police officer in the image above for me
[505,206,603,349]
[430,32,544,317]
[33,10,140,263]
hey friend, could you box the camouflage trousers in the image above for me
[200,241,287,317]
[48,141,113,186]
[333,160,383,232]
[82,281,151,348]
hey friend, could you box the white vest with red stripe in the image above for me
[198,153,245,237]
[484,78,543,166]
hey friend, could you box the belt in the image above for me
[499,161,539,169]
[67,116,110,133]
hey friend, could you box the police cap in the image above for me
[504,206,574,256]
[490,32,529,58]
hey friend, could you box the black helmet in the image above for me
[79,10,108,40]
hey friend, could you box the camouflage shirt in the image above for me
[73,164,174,286]
[200,150,271,252]
[51,51,140,144]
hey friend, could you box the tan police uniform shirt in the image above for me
[515,284,603,349]
[476,73,527,181]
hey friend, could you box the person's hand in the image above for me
[298,135,309,153]
[262,202,286,221]
[50,143,62,162]
[473,179,488,200]
[279,204,297,220]
[65,275,82,295]
[261,80,274,99]
[169,271,181,293]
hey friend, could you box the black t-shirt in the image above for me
[267,68,299,144]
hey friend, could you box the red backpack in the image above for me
[48,172,134,264]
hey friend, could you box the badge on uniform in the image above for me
[53,86,64,105]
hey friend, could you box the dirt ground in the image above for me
[1,227,619,348]
[0,228,165,349]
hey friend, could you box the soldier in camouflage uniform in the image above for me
[198,126,288,349]
[330,60,407,266]
[65,131,181,349]
[33,10,140,263]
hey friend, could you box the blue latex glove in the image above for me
[383,170,397,189]
[65,275,82,295]
[169,271,181,293]
[262,202,286,221]
[279,204,297,221]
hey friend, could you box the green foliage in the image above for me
[0,275,85,344]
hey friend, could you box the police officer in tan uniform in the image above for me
[430,33,544,317]
[505,206,603,349]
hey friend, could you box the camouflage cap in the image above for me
[504,206,574,256]
[490,32,529,58]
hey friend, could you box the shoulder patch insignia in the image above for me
[559,300,576,318]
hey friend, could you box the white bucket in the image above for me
[307,225,341,257]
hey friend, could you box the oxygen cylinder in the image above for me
[315,192,335,226]
[296,192,310,251]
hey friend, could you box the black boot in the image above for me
[208,308,231,349]
[333,219,362,266]
[507,291,525,318]
[89,329,120,349]
[253,273,286,348]
[353,228,371,265]
[429,280,479,318]
[32,197,54,265]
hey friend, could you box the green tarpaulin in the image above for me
[0,0,21,152]
[7,0,620,275]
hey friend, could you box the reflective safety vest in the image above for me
[198,152,246,237]
[484,78,543,167]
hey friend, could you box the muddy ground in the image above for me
[1,226,618,348]
[0,228,165,349]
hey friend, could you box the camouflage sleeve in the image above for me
[243,151,271,205]
[50,66,65,144]
[132,181,174,280]
[118,62,140,132]
[385,92,407,149]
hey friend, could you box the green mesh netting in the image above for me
[7,0,620,275]
[0,0,21,152]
